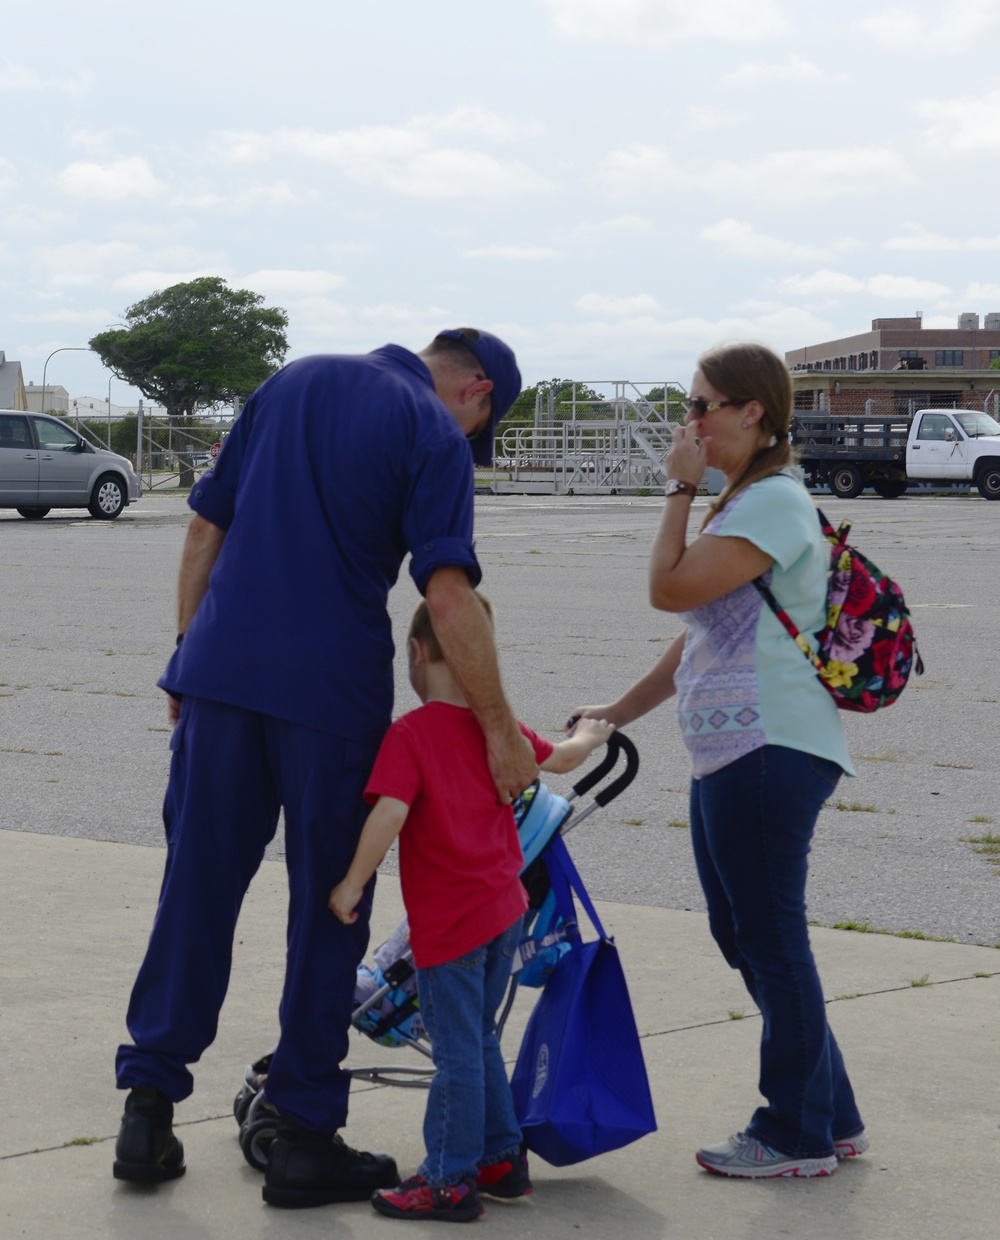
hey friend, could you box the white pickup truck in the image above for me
[792,406,1000,500]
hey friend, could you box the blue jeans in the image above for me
[689,745,863,1158]
[415,920,523,1185]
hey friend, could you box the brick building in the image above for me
[786,314,1000,421]
[785,313,1000,374]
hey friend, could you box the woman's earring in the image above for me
[741,421,749,429]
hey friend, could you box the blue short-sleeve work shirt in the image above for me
[159,345,481,743]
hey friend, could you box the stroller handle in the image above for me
[569,728,639,807]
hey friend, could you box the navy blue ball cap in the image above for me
[435,328,522,465]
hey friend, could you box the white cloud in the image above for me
[412,105,544,142]
[964,282,1000,303]
[512,303,837,380]
[113,268,222,294]
[38,241,140,287]
[576,293,661,316]
[885,224,1000,252]
[867,274,952,301]
[571,215,654,238]
[595,144,917,208]
[464,245,560,259]
[171,182,303,212]
[0,61,93,93]
[722,54,848,88]
[913,90,1000,152]
[680,106,749,133]
[12,305,114,325]
[216,109,553,202]
[538,0,789,46]
[777,270,952,302]
[854,1,1000,55]
[778,271,865,297]
[239,269,347,296]
[56,156,163,201]
[700,219,833,263]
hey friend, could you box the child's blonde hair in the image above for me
[408,592,494,663]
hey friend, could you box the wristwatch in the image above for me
[664,479,697,498]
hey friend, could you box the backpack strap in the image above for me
[752,506,844,698]
[753,577,826,674]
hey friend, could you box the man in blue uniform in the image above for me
[113,328,537,1209]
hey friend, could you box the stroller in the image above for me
[233,730,639,1170]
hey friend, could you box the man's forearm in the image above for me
[424,567,537,801]
[177,514,227,632]
[424,568,512,727]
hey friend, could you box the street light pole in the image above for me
[40,346,91,416]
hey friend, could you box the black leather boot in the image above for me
[262,1118,398,1208]
[113,1085,186,1183]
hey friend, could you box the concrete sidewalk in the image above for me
[2,829,998,1240]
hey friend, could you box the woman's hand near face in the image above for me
[668,424,710,486]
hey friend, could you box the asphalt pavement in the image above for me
[1,487,998,1239]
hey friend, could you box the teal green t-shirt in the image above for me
[674,471,854,779]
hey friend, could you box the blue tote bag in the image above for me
[510,835,657,1166]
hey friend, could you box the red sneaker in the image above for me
[372,1175,483,1222]
[475,1149,533,1199]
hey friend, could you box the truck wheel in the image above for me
[873,479,907,499]
[976,466,1000,501]
[829,465,864,499]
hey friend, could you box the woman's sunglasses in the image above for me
[684,397,750,419]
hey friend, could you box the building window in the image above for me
[870,351,878,369]
[935,350,964,365]
[990,350,1000,361]
[899,350,919,359]
[823,360,831,370]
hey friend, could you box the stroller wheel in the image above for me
[233,1085,254,1126]
[239,1111,278,1172]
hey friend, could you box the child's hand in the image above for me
[329,880,364,925]
[573,716,615,749]
[568,705,618,732]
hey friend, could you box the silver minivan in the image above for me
[0,410,139,520]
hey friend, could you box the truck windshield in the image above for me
[954,411,1000,438]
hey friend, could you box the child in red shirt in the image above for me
[329,594,613,1222]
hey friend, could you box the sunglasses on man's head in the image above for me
[684,397,750,419]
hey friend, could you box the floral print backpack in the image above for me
[755,508,923,712]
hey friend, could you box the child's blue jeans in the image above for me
[415,918,523,1186]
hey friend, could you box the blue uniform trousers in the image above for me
[115,696,379,1132]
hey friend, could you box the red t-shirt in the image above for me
[364,702,554,968]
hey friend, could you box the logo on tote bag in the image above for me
[532,1044,550,1099]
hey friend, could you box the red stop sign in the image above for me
[210,442,221,459]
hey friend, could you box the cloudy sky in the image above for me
[3,0,1000,404]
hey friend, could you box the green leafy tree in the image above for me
[991,356,1000,371]
[496,378,608,437]
[643,385,688,422]
[90,276,289,484]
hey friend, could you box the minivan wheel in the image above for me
[16,506,51,519]
[89,474,126,519]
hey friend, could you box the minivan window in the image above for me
[33,417,81,452]
[0,413,32,448]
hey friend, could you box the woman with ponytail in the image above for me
[574,342,866,1179]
